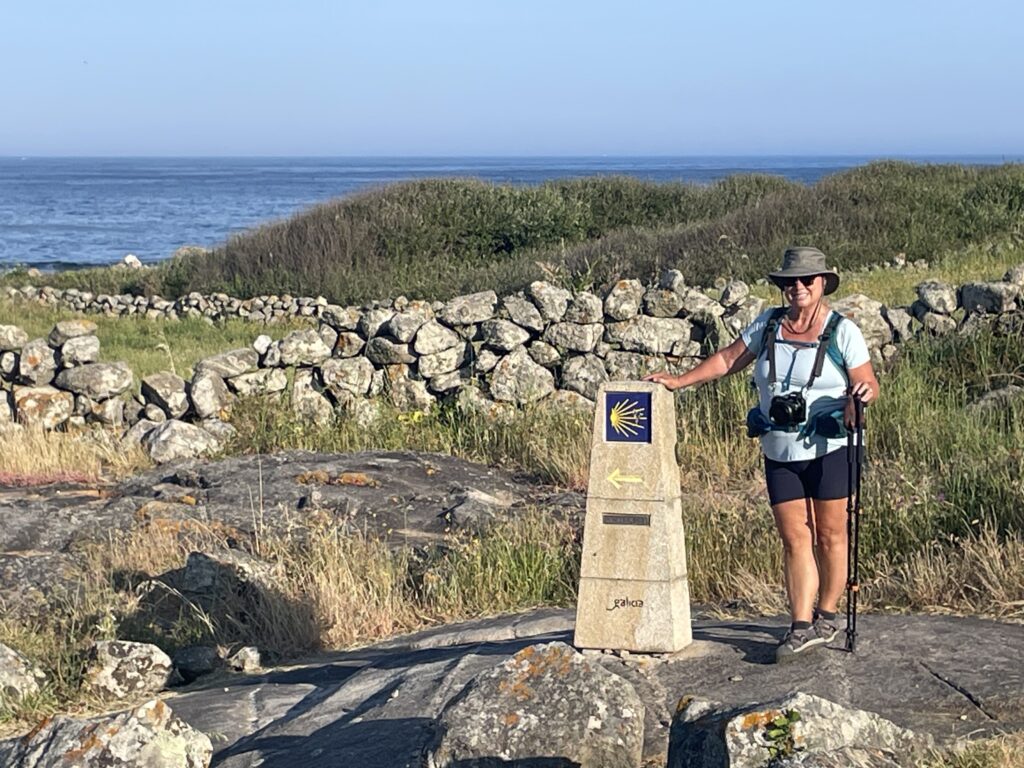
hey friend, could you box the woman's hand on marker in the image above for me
[643,371,682,390]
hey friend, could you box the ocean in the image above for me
[0,155,1018,270]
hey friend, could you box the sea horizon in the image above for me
[2,154,1021,271]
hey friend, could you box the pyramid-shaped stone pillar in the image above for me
[574,381,692,652]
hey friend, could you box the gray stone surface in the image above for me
[883,306,916,343]
[489,347,556,404]
[320,357,375,398]
[59,334,101,366]
[832,294,892,350]
[291,369,334,422]
[680,287,726,319]
[0,453,576,622]
[358,307,395,339]
[47,319,98,347]
[720,280,750,307]
[12,385,74,429]
[321,304,362,331]
[563,292,603,324]
[413,320,461,356]
[143,612,1024,768]
[604,279,645,320]
[917,281,959,314]
[561,354,608,400]
[195,348,259,379]
[385,302,434,343]
[85,640,173,700]
[0,698,212,767]
[480,319,532,352]
[275,330,332,367]
[527,281,573,322]
[333,331,365,358]
[389,374,436,413]
[0,641,46,701]
[440,291,498,326]
[604,351,663,381]
[643,288,685,318]
[669,691,927,768]
[54,362,133,400]
[228,368,288,397]
[0,324,28,352]
[142,371,189,419]
[543,322,603,353]
[427,367,471,395]
[366,336,416,366]
[0,350,16,377]
[961,281,1020,314]
[143,420,221,464]
[528,340,561,368]
[605,316,694,355]
[502,293,546,332]
[417,344,468,379]
[17,338,57,386]
[427,641,645,768]
[190,371,231,420]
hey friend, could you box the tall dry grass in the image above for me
[0,425,149,485]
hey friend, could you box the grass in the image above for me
[924,733,1024,767]
[4,162,1022,305]
[0,223,1022,753]
[0,510,578,731]
[0,425,148,485]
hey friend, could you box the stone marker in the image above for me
[574,380,692,652]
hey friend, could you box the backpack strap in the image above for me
[806,311,845,390]
[759,307,787,385]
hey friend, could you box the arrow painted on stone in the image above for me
[606,468,643,489]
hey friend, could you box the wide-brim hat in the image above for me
[768,246,840,295]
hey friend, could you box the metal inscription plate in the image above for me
[602,513,651,526]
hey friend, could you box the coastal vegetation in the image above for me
[4,161,1023,305]
[2,165,1023,764]
[2,315,1022,739]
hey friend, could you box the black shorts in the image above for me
[764,447,851,505]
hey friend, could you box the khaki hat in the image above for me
[768,247,840,295]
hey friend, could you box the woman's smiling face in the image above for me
[784,274,824,308]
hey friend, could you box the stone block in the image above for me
[579,497,687,582]
[575,577,692,653]
[574,381,691,653]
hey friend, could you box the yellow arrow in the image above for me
[607,468,643,490]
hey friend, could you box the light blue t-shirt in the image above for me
[740,309,871,462]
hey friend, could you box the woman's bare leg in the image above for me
[811,496,849,614]
[772,497,817,622]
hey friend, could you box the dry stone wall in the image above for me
[2,267,1023,463]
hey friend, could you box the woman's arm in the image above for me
[643,336,755,391]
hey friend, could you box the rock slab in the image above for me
[0,698,211,767]
[427,641,645,768]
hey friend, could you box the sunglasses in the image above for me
[780,275,819,288]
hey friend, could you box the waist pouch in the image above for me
[746,407,848,440]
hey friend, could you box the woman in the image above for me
[645,247,879,663]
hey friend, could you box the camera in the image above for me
[769,391,806,429]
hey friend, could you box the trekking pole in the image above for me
[845,396,865,652]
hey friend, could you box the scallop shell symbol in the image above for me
[609,398,647,438]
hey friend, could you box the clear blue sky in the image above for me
[2,0,1021,156]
